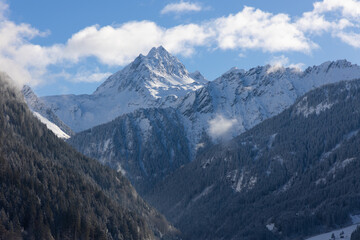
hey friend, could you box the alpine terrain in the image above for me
[146,78,360,240]
[22,46,360,239]
[5,0,360,240]
[177,59,360,149]
[39,46,207,132]
[67,50,360,194]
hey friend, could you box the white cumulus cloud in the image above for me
[161,1,202,14]
[213,6,317,53]
[61,22,212,64]
[312,0,360,18]
[62,22,164,66]
[0,15,57,87]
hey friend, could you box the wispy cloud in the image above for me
[296,0,360,47]
[336,31,360,48]
[0,1,8,20]
[161,1,202,15]
[53,69,112,83]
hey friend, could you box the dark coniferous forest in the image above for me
[0,74,177,239]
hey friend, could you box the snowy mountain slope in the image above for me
[22,85,74,137]
[41,46,207,132]
[177,60,360,152]
[146,78,360,240]
[68,58,360,198]
[33,112,70,139]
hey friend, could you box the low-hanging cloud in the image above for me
[267,55,305,74]
[2,0,360,87]
[208,115,238,140]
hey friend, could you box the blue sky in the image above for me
[2,0,360,96]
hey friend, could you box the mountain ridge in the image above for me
[22,85,74,138]
[68,56,360,196]
[39,46,207,132]
[145,78,360,239]
[177,59,360,152]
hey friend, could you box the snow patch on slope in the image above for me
[191,185,214,203]
[22,85,74,136]
[266,223,275,231]
[306,224,359,240]
[33,112,70,139]
[296,96,335,117]
[229,169,258,193]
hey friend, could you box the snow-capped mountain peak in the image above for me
[39,46,208,132]
[94,46,206,98]
[127,46,188,78]
[145,46,187,75]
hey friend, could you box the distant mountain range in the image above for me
[21,46,360,239]
[146,78,360,239]
[28,47,360,149]
[177,59,360,149]
[47,47,360,194]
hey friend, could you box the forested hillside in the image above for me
[68,107,190,195]
[0,73,178,239]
